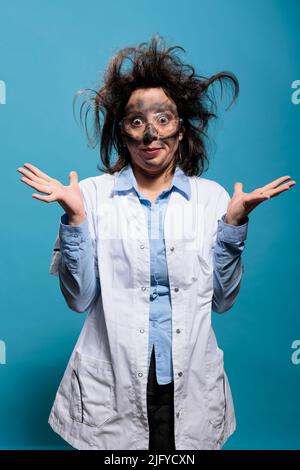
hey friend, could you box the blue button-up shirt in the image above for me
[58,163,249,385]
[114,163,191,385]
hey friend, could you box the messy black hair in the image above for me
[73,33,239,176]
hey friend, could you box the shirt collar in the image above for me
[114,161,191,200]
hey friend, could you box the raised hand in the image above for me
[17,163,86,225]
[225,175,297,226]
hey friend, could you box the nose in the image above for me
[142,123,159,144]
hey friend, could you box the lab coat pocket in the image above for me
[205,354,226,430]
[69,352,117,428]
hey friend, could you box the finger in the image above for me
[244,194,271,205]
[23,163,52,182]
[234,182,243,194]
[266,184,294,199]
[250,194,271,200]
[69,170,78,186]
[17,167,46,185]
[32,193,56,203]
[20,176,52,194]
[261,175,292,191]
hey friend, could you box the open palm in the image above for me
[17,163,85,222]
[225,175,296,225]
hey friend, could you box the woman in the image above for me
[17,35,295,450]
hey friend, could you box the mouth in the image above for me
[140,147,164,156]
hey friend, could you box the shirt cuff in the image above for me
[59,212,90,242]
[217,213,249,243]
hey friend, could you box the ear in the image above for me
[178,126,185,141]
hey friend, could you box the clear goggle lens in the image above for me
[119,111,183,138]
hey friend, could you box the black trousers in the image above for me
[146,346,176,451]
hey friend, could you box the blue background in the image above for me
[0,0,299,449]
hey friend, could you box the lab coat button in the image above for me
[170,246,175,251]
[140,244,145,249]
[139,328,145,333]
[178,371,183,377]
[138,372,143,377]
[141,286,146,291]
[176,412,180,418]
[176,328,181,334]
[174,287,179,292]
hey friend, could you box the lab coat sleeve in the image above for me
[211,187,249,314]
[48,180,100,313]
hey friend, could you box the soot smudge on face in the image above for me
[124,100,177,115]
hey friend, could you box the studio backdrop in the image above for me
[0,0,299,450]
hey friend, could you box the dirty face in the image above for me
[120,87,184,175]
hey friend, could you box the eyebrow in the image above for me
[124,101,177,114]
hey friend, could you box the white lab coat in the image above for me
[48,168,236,450]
